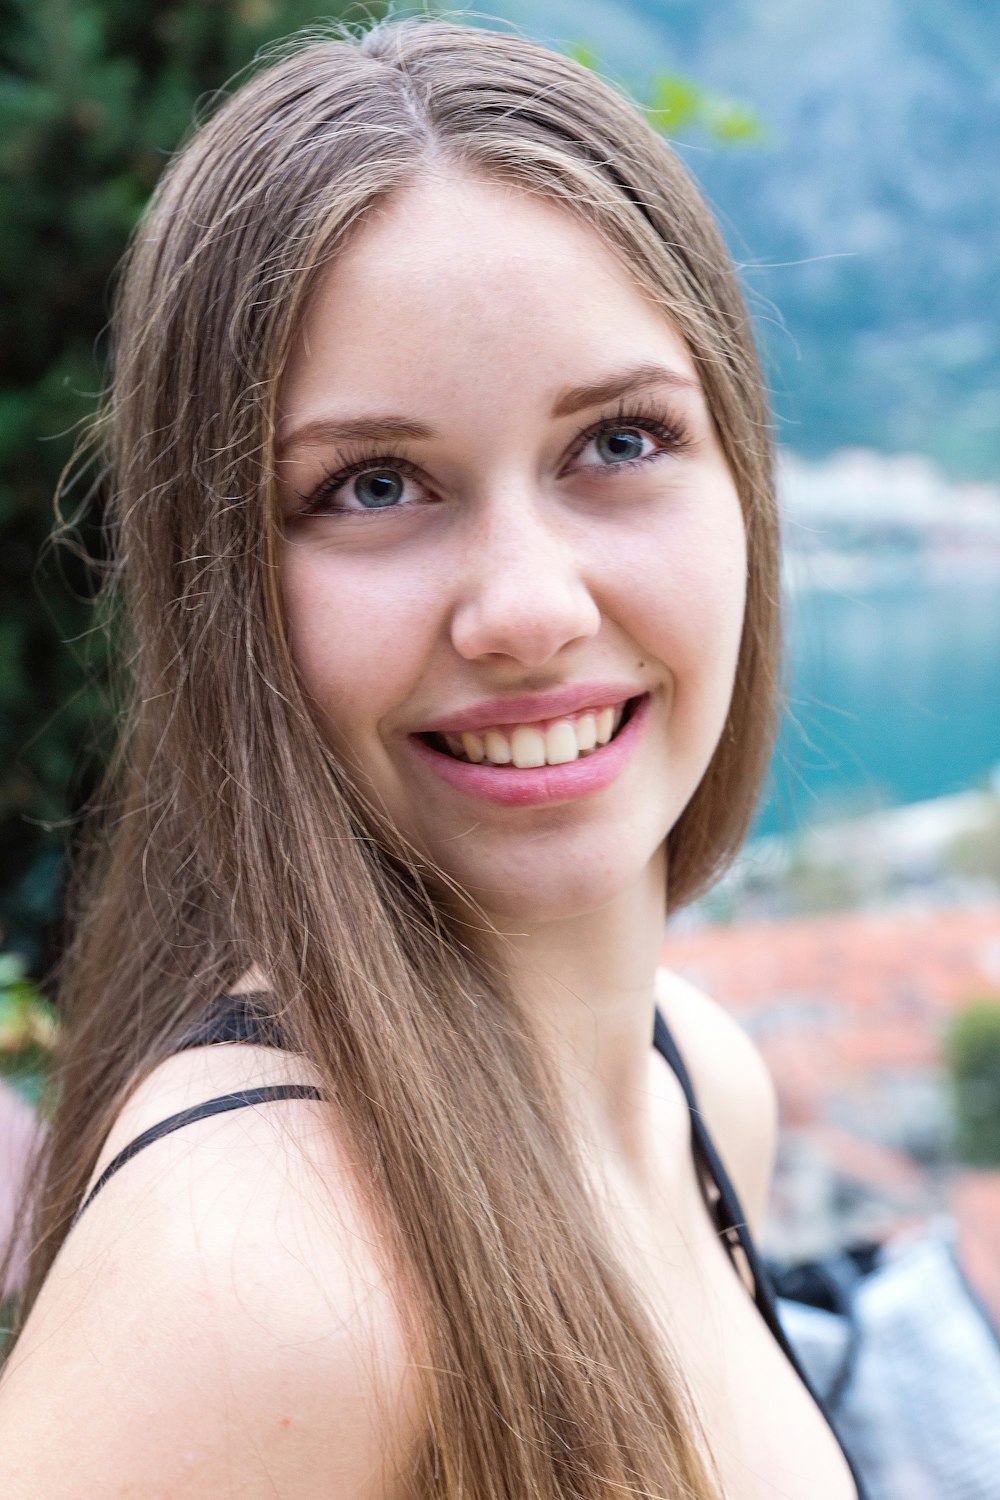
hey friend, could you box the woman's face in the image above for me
[276,170,747,923]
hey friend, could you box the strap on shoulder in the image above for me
[653,1005,869,1499]
[653,1005,764,1285]
[72,1082,325,1227]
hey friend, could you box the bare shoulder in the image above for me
[0,1042,424,1499]
[655,965,779,1235]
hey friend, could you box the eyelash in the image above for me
[294,397,695,518]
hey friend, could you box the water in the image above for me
[751,578,1000,840]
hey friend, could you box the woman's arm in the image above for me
[0,1053,422,1499]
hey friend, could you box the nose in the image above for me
[448,488,601,668]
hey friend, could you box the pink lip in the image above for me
[414,681,644,736]
[407,693,650,808]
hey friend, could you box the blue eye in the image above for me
[571,401,695,475]
[591,428,654,465]
[575,423,659,468]
[297,458,425,517]
[352,470,406,508]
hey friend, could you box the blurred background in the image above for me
[1,1,999,1322]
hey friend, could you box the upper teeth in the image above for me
[442,703,627,767]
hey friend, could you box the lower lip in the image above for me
[406,695,650,808]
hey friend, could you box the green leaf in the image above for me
[566,42,600,73]
[0,1048,50,1108]
[0,621,28,709]
[0,953,58,1063]
[944,997,1000,1166]
[0,390,36,469]
[0,952,28,989]
[645,72,702,132]
[706,99,766,145]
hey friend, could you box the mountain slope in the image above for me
[465,0,1000,478]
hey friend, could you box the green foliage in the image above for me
[570,45,764,146]
[0,951,58,1107]
[702,98,761,144]
[943,796,1000,884]
[645,72,701,132]
[565,41,600,74]
[944,997,1000,1166]
[0,0,385,973]
[635,71,765,146]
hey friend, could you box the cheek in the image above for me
[608,498,748,682]
[612,502,747,814]
[282,547,433,744]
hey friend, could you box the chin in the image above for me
[440,841,661,927]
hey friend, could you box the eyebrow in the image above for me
[277,413,435,458]
[276,361,702,458]
[550,361,702,418]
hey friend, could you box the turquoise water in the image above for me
[752,579,1000,840]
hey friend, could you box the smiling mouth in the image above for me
[416,695,645,768]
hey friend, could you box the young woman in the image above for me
[0,18,866,1500]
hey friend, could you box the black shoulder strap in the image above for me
[653,1006,755,1263]
[72,994,319,1227]
[653,1005,868,1500]
[73,1083,325,1226]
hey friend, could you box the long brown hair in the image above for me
[9,17,782,1497]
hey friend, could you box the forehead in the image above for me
[278,170,700,430]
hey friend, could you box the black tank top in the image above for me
[73,993,867,1498]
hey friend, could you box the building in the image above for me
[663,904,1000,1324]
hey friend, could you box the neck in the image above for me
[477,845,669,1179]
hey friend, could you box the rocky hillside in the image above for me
[478,0,1000,479]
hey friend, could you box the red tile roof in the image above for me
[663,904,1000,1075]
[665,904,1000,1007]
[662,906,1000,1325]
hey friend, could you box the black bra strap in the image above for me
[73,1083,324,1226]
[653,1007,751,1246]
[653,1006,868,1500]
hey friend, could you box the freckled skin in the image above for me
[277,170,747,927]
